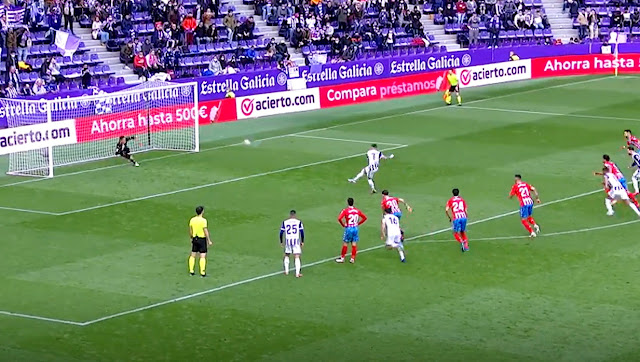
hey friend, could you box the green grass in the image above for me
[1,75,640,362]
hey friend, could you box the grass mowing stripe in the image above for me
[0,310,83,326]
[0,76,610,190]
[291,134,406,146]
[57,145,409,216]
[413,219,640,244]
[461,106,640,123]
[78,185,608,326]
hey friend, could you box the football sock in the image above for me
[457,94,462,104]
[398,249,406,260]
[351,244,358,260]
[445,94,452,104]
[461,231,468,242]
[294,257,301,275]
[633,178,639,194]
[605,198,614,213]
[353,169,365,181]
[341,245,348,258]
[527,216,536,226]
[629,202,640,216]
[453,233,462,242]
[367,178,375,190]
[443,90,450,100]
[283,256,290,273]
[199,258,206,276]
[188,256,196,274]
[521,219,533,233]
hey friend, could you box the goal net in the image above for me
[0,81,199,178]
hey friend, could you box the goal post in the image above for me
[0,81,199,178]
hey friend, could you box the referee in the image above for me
[188,206,212,277]
[115,136,140,167]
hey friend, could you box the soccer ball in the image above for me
[243,139,251,145]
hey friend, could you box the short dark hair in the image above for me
[624,129,632,133]
[384,208,392,214]
[347,197,354,206]
[119,136,125,141]
[603,154,610,161]
[195,206,204,215]
[515,174,522,179]
[452,188,459,196]
[290,209,296,216]
[381,190,389,195]
[371,144,377,148]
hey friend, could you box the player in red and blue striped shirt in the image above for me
[623,129,640,150]
[509,174,541,238]
[445,188,469,252]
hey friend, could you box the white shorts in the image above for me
[609,189,629,201]
[365,165,378,179]
[385,234,402,248]
[284,245,302,255]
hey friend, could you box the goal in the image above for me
[0,81,199,178]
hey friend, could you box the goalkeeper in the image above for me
[116,136,140,167]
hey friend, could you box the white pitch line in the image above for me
[461,106,640,123]
[57,145,408,216]
[79,184,608,326]
[0,206,59,215]
[292,134,406,147]
[0,76,611,190]
[0,310,83,326]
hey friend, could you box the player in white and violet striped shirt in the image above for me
[280,210,305,278]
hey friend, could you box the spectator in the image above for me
[443,3,455,25]
[223,10,238,42]
[134,51,149,79]
[91,16,102,40]
[588,8,599,39]
[514,10,526,29]
[121,0,134,18]
[120,40,134,69]
[468,13,480,44]
[488,13,501,48]
[100,16,116,45]
[384,29,395,50]
[81,64,92,89]
[237,16,255,40]
[33,78,47,95]
[466,0,477,17]
[577,9,588,39]
[7,66,19,88]
[6,50,18,75]
[142,38,153,55]
[133,37,143,53]
[275,40,288,62]
[568,0,578,19]
[622,8,632,28]
[182,13,197,45]
[240,45,256,64]
[523,9,533,29]
[485,0,497,16]
[632,9,640,27]
[63,0,75,34]
[612,7,622,28]
[5,82,18,98]
[21,83,34,97]
[455,0,467,24]
[146,50,162,73]
[208,55,222,75]
[533,10,545,29]
[121,15,134,36]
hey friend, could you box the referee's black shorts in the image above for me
[449,84,459,93]
[191,236,208,253]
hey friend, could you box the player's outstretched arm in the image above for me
[398,198,413,213]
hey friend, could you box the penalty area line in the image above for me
[461,106,640,123]
[79,185,606,326]
[0,310,83,326]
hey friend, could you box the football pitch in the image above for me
[1,75,640,361]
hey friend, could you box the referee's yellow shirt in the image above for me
[447,73,458,86]
[190,216,208,238]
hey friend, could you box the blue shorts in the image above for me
[520,204,534,218]
[343,227,359,243]
[620,177,628,190]
[452,218,467,232]
[393,211,402,219]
